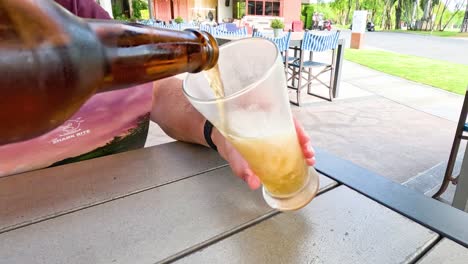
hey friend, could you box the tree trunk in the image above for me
[423,0,432,20]
[437,1,449,31]
[462,1,468,33]
[381,6,387,28]
[395,0,402,29]
[443,8,461,31]
[355,0,360,11]
[127,0,134,18]
[411,0,418,29]
[385,2,393,30]
[422,0,432,30]
[345,0,352,24]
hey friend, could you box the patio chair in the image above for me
[155,23,181,30]
[287,30,340,106]
[252,29,292,77]
[180,21,198,30]
[199,24,214,34]
[137,19,162,27]
[211,26,248,37]
[432,87,468,199]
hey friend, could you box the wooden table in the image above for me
[216,32,345,99]
[1,142,467,263]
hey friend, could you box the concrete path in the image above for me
[338,30,468,65]
[341,61,465,122]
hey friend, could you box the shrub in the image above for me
[174,16,184,24]
[270,19,284,29]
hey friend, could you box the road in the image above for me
[339,30,468,65]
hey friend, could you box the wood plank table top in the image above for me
[0,142,466,264]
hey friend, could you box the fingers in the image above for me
[293,118,310,145]
[293,117,316,166]
[218,137,261,190]
[231,160,261,190]
[243,170,262,190]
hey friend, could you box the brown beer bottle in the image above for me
[0,0,219,145]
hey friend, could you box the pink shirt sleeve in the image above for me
[54,0,112,19]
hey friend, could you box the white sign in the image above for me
[352,10,368,33]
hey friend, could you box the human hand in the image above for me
[212,117,315,190]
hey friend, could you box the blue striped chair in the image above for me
[211,26,248,37]
[156,23,182,31]
[180,21,198,30]
[199,24,214,34]
[288,30,340,105]
[252,29,292,76]
[137,19,162,27]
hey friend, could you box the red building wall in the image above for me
[154,0,190,21]
[282,0,301,24]
[154,0,171,21]
[152,0,301,24]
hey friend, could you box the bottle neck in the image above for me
[87,20,219,92]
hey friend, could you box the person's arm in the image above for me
[151,77,315,190]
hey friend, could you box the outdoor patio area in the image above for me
[145,44,466,206]
[2,1,468,263]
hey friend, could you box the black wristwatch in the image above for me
[203,120,218,152]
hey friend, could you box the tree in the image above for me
[411,0,419,29]
[431,0,458,30]
[462,0,468,32]
[361,0,385,27]
[331,0,348,25]
[345,0,353,24]
[382,0,397,29]
[127,0,133,17]
[395,0,403,29]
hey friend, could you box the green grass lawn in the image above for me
[388,29,467,38]
[344,49,468,95]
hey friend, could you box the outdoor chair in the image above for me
[180,21,198,30]
[216,23,240,32]
[155,23,181,30]
[252,29,292,77]
[287,30,340,106]
[432,87,468,199]
[211,26,248,37]
[137,19,163,27]
[199,24,214,34]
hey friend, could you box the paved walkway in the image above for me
[338,30,468,65]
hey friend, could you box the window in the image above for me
[247,0,281,16]
[255,1,263,16]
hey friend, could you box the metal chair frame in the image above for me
[433,87,468,199]
[287,30,340,106]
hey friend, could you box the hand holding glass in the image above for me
[183,38,319,211]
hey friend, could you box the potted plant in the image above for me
[174,16,184,24]
[270,19,284,37]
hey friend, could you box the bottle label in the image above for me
[0,83,153,177]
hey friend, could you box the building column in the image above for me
[148,0,155,19]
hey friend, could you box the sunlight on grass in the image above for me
[344,49,468,95]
